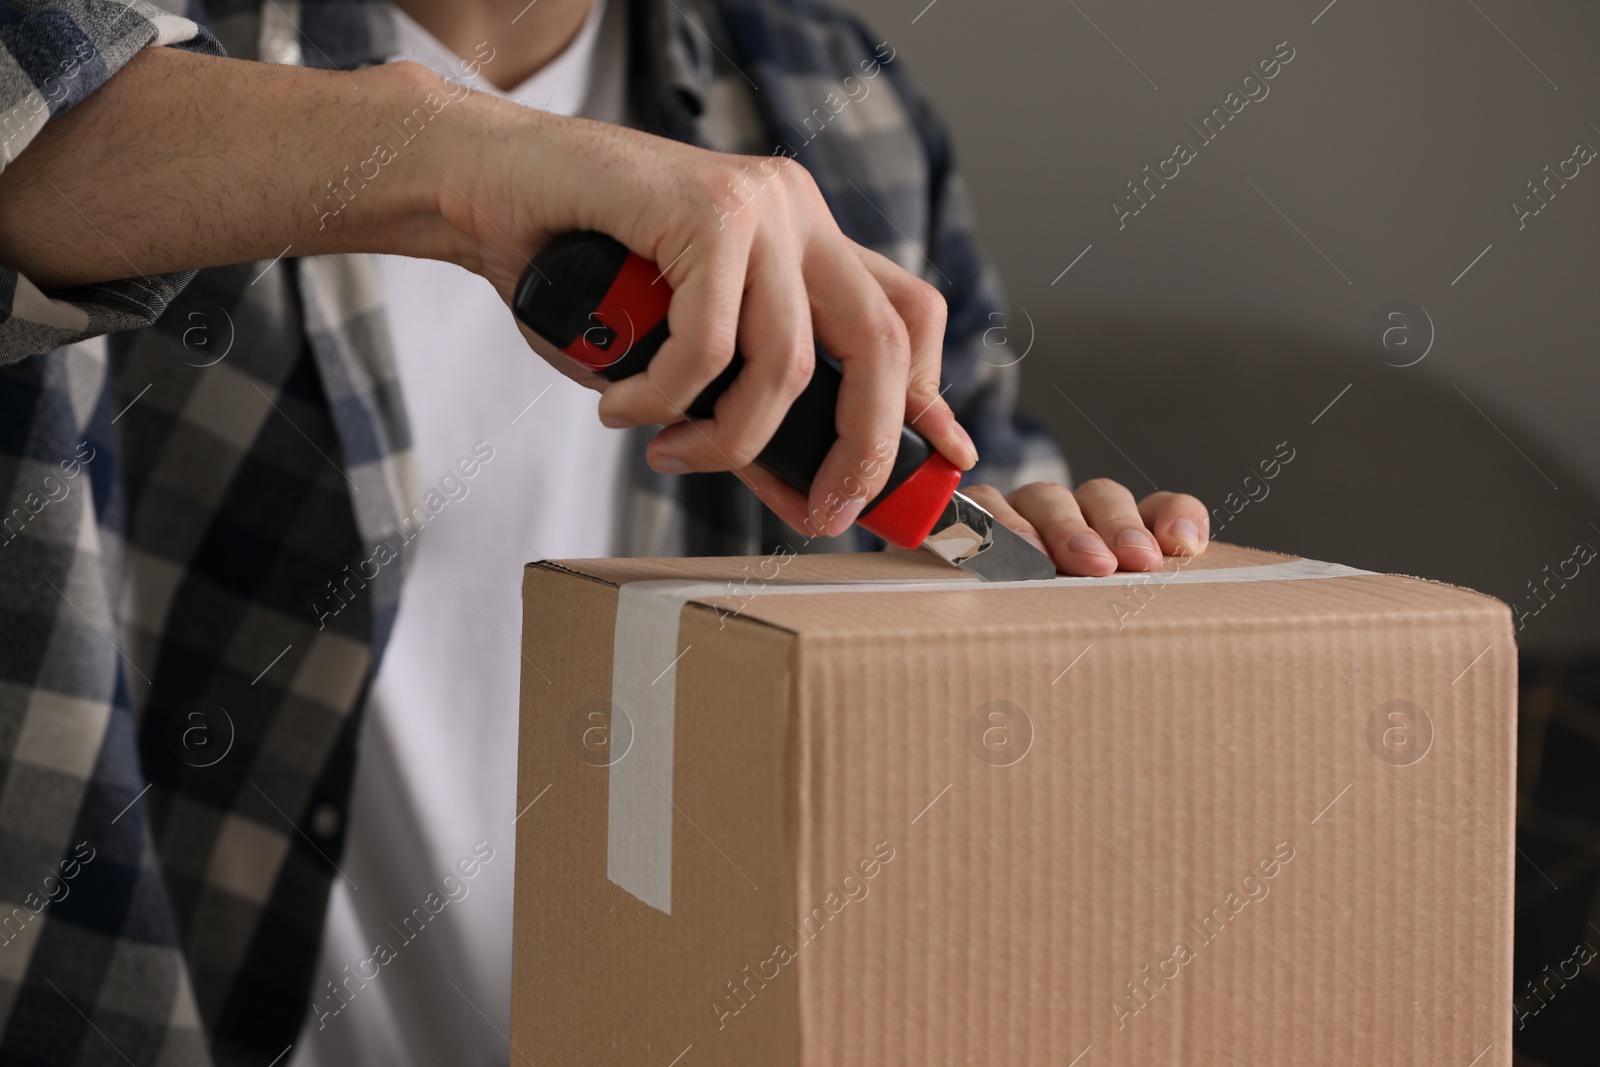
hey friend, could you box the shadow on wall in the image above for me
[1019,315,1600,654]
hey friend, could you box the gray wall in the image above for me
[836,0,1600,652]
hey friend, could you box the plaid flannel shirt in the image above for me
[0,0,1066,1062]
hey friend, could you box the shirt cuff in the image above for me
[0,0,225,362]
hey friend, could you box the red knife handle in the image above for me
[511,231,961,548]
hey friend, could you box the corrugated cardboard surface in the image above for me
[514,544,1516,1065]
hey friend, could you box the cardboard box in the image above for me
[513,543,1516,1066]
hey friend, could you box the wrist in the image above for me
[424,75,559,281]
[307,59,490,268]
[419,71,575,295]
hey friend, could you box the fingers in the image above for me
[1003,482,1123,576]
[1137,490,1210,556]
[597,234,747,432]
[522,144,953,540]
[1071,478,1165,572]
[851,245,976,470]
[970,480,1211,576]
[800,234,915,535]
[641,230,816,472]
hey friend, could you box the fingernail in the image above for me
[1115,528,1157,552]
[1067,532,1114,557]
[650,455,690,475]
[954,424,979,469]
[1170,517,1203,553]
[828,495,868,535]
[600,411,631,429]
[1020,530,1048,555]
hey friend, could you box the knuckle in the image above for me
[654,400,692,425]
[911,277,948,325]
[755,153,793,180]
[908,369,944,401]
[1077,477,1123,497]
[644,383,697,424]
[779,159,820,197]
[1013,480,1061,504]
[778,344,817,397]
[699,323,739,368]
[700,160,745,196]
[724,437,762,469]
[873,313,911,365]
[963,483,1003,508]
[698,165,760,229]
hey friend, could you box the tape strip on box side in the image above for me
[605,558,1370,914]
[606,581,730,913]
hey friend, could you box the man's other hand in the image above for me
[962,480,1209,576]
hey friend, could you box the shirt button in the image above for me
[311,804,342,838]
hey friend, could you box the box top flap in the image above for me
[527,543,1509,640]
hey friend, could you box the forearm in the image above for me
[0,46,486,287]
[0,36,977,529]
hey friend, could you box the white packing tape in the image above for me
[606,581,730,914]
[605,557,1370,913]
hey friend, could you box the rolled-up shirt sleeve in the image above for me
[0,0,224,362]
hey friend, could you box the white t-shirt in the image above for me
[290,3,629,1064]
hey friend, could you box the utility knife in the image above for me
[511,232,1056,582]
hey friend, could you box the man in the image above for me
[0,0,1208,1063]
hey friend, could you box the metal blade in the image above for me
[919,491,1057,582]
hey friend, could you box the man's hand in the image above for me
[0,48,969,538]
[430,82,970,537]
[963,480,1209,576]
